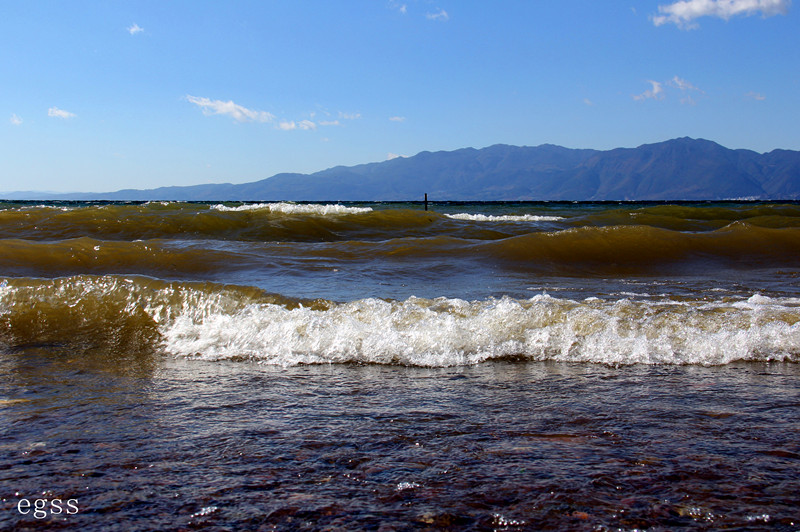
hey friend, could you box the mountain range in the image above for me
[5,137,800,201]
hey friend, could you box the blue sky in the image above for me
[2,0,798,193]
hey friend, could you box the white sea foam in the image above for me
[15,204,75,212]
[160,293,800,367]
[4,277,796,367]
[212,202,373,215]
[445,213,563,222]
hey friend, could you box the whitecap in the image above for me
[159,292,800,367]
[445,213,563,222]
[212,202,372,215]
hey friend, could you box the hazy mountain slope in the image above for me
[4,138,799,201]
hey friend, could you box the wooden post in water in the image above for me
[424,193,428,211]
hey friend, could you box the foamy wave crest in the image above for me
[445,213,563,222]
[2,277,798,366]
[212,202,373,215]
[164,293,800,366]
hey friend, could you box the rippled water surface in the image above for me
[2,353,799,530]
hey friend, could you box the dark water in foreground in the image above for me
[2,357,799,530]
[1,201,800,529]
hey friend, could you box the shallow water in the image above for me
[2,354,799,530]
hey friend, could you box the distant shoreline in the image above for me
[3,138,799,202]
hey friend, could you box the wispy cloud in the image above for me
[388,1,407,14]
[10,114,22,126]
[186,96,275,123]
[633,76,703,104]
[669,75,704,104]
[426,8,449,21]
[669,75,698,92]
[633,80,664,101]
[652,0,791,29]
[277,120,317,131]
[746,91,766,100]
[186,96,360,132]
[387,153,407,160]
[48,107,76,119]
[128,23,144,35]
[389,116,406,122]
[583,98,595,106]
[315,112,361,127]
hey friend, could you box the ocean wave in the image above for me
[0,237,250,277]
[3,221,800,279]
[445,213,564,222]
[572,203,800,231]
[490,223,800,272]
[0,203,442,242]
[1,276,798,367]
[212,202,373,214]
[3,202,800,246]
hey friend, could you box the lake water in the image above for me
[2,201,799,529]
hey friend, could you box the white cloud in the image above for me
[387,153,407,160]
[389,116,406,122]
[633,76,705,104]
[185,96,351,132]
[186,95,275,123]
[128,23,144,35]
[634,76,704,103]
[277,120,318,131]
[669,75,699,91]
[426,8,449,21]
[10,114,22,126]
[48,107,76,119]
[746,91,766,100]
[670,76,704,104]
[388,1,408,14]
[633,80,664,101]
[652,0,791,29]
[583,98,594,106]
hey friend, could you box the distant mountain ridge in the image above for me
[5,138,800,201]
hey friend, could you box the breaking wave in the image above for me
[444,213,564,222]
[1,276,798,367]
[212,202,373,215]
